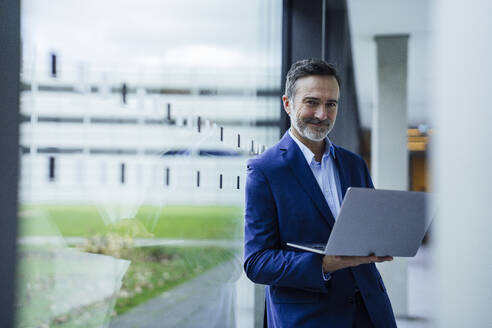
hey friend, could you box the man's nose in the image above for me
[314,106,329,121]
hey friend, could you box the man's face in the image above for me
[283,75,339,142]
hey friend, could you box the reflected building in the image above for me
[19,60,281,206]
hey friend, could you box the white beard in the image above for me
[290,107,335,142]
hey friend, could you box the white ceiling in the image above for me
[347,0,432,129]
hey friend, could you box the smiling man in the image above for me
[244,59,397,327]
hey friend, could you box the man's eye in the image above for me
[307,100,317,105]
[327,103,337,108]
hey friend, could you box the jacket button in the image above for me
[347,296,355,305]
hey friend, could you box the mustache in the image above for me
[303,118,332,126]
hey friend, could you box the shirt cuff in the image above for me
[322,266,332,281]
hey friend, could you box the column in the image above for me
[372,34,409,317]
[432,0,492,326]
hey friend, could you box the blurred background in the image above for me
[0,0,490,327]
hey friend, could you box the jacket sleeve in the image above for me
[361,157,375,189]
[243,162,330,293]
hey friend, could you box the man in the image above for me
[243,59,397,327]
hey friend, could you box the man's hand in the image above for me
[322,255,393,273]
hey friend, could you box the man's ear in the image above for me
[282,95,291,116]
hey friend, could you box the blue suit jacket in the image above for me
[244,132,396,328]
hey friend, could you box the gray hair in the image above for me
[284,58,341,100]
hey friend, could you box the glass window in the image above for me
[17,1,282,326]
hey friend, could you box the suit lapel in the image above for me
[279,133,336,228]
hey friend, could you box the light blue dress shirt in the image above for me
[288,130,342,281]
[288,130,342,218]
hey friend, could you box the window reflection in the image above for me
[18,0,281,327]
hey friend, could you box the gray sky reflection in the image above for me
[21,0,281,71]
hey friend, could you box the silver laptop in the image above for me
[287,187,433,257]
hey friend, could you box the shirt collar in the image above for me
[288,129,336,164]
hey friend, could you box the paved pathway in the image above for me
[109,258,244,328]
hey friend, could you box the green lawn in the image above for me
[19,204,243,240]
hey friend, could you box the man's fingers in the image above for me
[330,255,394,269]
[376,256,393,262]
[354,255,393,265]
[348,256,377,265]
